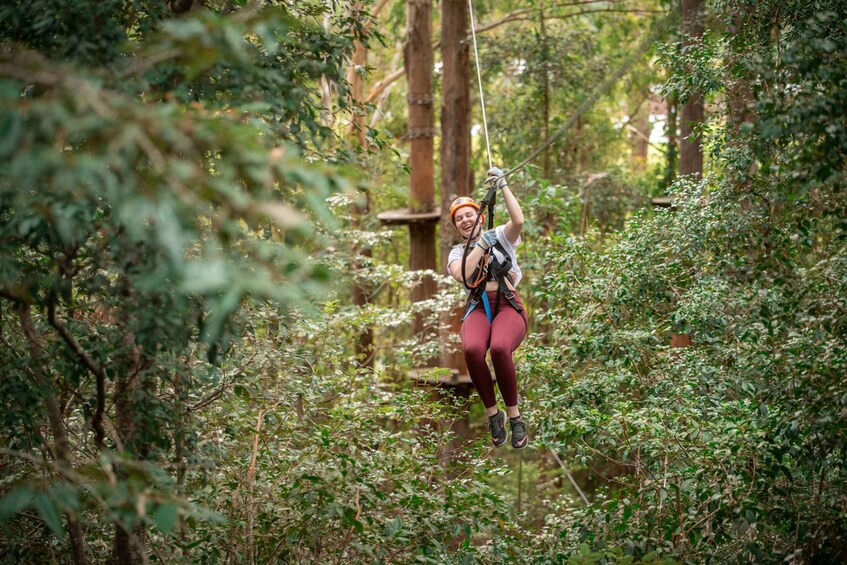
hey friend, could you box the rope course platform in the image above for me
[650,196,676,208]
[377,208,441,226]
[407,368,482,387]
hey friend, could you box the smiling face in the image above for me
[452,206,483,239]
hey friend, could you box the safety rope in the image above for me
[467,0,493,171]
[462,0,497,294]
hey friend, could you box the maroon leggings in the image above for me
[460,290,528,409]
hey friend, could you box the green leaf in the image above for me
[153,503,180,534]
[0,111,23,158]
[385,515,403,537]
[0,487,34,520]
[48,482,79,512]
[34,492,66,540]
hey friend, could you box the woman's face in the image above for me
[453,207,482,239]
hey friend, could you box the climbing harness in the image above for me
[453,188,521,325]
[461,238,524,324]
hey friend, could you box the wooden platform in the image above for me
[377,208,441,226]
[407,367,474,386]
[651,196,676,208]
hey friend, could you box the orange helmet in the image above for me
[449,196,481,223]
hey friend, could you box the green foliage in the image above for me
[0,1,522,562]
[517,1,847,561]
[176,301,516,563]
[0,0,168,64]
[0,0,364,560]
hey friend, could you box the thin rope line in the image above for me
[468,0,493,170]
[550,449,590,505]
[504,5,680,180]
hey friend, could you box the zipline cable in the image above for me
[461,0,498,291]
[487,6,680,180]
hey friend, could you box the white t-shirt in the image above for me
[447,225,522,287]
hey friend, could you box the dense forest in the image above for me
[1,0,846,563]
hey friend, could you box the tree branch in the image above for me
[477,8,666,34]
[483,0,635,28]
[0,288,32,304]
[624,123,667,153]
[372,0,392,18]
[188,382,228,412]
[47,299,107,448]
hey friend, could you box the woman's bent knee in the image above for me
[489,343,513,361]
[463,345,487,363]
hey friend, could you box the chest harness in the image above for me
[461,241,523,323]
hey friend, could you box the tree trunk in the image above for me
[244,410,263,565]
[406,0,435,214]
[347,1,374,367]
[110,281,149,565]
[319,9,335,127]
[110,376,148,565]
[406,0,437,343]
[438,0,470,372]
[632,111,650,169]
[539,7,551,178]
[663,93,678,190]
[679,0,705,178]
[726,8,754,132]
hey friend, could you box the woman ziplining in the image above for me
[447,167,529,449]
[437,0,679,449]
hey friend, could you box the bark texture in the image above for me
[406,0,437,341]
[679,0,705,178]
[438,0,471,371]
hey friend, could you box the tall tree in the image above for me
[405,0,437,342]
[679,0,705,177]
[438,0,471,371]
[346,0,392,368]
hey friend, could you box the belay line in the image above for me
[467,0,493,170]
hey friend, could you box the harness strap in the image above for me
[481,291,493,323]
[461,240,522,323]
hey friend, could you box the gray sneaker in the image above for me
[488,410,507,447]
[510,416,528,449]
